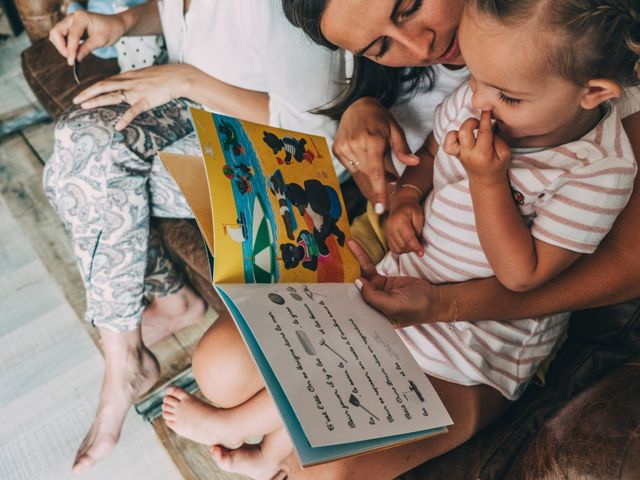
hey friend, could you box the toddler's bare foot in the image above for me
[72,329,160,475]
[141,286,206,345]
[211,428,292,480]
[162,387,243,448]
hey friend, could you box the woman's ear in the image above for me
[580,79,621,110]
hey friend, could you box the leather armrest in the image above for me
[21,39,119,118]
[14,0,63,42]
[506,356,640,479]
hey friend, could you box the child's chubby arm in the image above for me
[386,133,439,256]
[444,111,581,292]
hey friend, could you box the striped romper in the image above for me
[377,83,637,400]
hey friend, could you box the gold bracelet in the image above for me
[448,296,458,331]
[393,183,424,198]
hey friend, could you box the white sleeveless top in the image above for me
[157,0,346,175]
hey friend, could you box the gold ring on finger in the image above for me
[348,159,360,168]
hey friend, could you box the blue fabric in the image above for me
[327,186,342,219]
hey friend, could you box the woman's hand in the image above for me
[334,97,420,212]
[349,240,451,328]
[49,10,127,66]
[72,64,198,130]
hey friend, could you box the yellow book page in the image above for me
[190,108,359,285]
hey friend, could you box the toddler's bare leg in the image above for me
[170,311,293,478]
[162,311,273,445]
[191,311,265,407]
[162,386,281,448]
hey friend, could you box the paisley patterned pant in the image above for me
[43,99,202,332]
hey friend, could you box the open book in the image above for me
[159,109,453,467]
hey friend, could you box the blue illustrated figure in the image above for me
[284,179,346,255]
[262,131,314,165]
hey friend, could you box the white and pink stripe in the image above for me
[378,83,637,400]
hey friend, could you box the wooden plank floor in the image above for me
[0,170,184,480]
[0,119,248,480]
[0,34,247,480]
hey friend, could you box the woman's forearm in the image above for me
[182,65,269,124]
[446,111,640,322]
[119,1,163,36]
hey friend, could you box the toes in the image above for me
[272,471,288,480]
[224,440,245,450]
[162,409,175,420]
[165,386,189,400]
[210,444,226,465]
[162,396,178,409]
[211,444,246,473]
[72,454,95,475]
[164,386,179,398]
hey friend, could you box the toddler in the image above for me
[382,0,640,399]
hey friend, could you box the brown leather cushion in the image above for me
[14,0,64,42]
[404,301,640,480]
[155,218,227,315]
[21,38,119,118]
[506,355,640,480]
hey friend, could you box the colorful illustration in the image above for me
[268,169,297,240]
[250,194,278,283]
[223,163,253,194]
[189,108,359,285]
[284,179,346,253]
[219,120,245,156]
[280,229,324,272]
[262,131,315,165]
[223,213,248,243]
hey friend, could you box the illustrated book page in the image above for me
[159,109,452,466]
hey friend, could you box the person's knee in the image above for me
[53,104,124,162]
[192,318,257,407]
[45,105,127,212]
[192,338,245,407]
[56,103,122,136]
[43,107,83,202]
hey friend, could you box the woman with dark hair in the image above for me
[43,0,344,474]
[278,0,640,344]
[165,1,640,479]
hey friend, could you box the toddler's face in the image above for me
[458,7,589,148]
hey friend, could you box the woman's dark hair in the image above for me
[319,58,435,120]
[281,0,435,119]
[473,0,640,87]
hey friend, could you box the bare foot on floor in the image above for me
[72,332,160,475]
[141,286,206,346]
[162,387,243,448]
[211,428,292,480]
